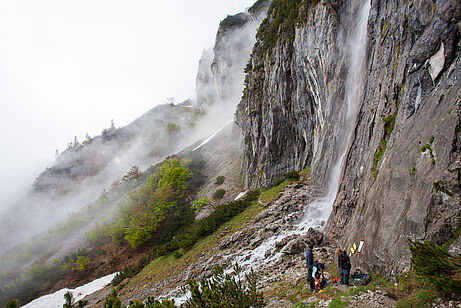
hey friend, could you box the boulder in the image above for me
[275,234,297,249]
[281,237,306,255]
[305,227,324,246]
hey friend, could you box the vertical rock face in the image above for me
[236,0,460,275]
[236,0,358,188]
[325,0,461,276]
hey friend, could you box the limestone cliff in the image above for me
[326,0,460,276]
[236,0,460,276]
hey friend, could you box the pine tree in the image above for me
[122,166,141,183]
[104,289,121,308]
[408,239,461,297]
[183,263,264,307]
[63,291,74,308]
[5,299,19,308]
[83,133,92,145]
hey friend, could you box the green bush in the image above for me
[152,190,260,261]
[99,157,193,248]
[165,122,180,133]
[192,197,210,213]
[184,263,264,307]
[5,299,19,308]
[219,13,248,31]
[256,0,318,54]
[192,189,211,213]
[63,291,74,308]
[283,170,300,181]
[271,170,300,187]
[111,186,260,289]
[104,289,121,308]
[213,189,226,199]
[272,178,284,187]
[408,239,461,297]
[371,111,397,179]
[215,175,225,185]
[104,292,175,308]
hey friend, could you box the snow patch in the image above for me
[234,191,248,201]
[193,121,232,151]
[23,272,117,308]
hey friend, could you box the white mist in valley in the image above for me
[0,0,265,265]
[0,1,269,305]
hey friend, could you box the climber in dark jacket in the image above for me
[336,248,351,285]
[306,244,314,289]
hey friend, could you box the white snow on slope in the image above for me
[192,121,232,151]
[23,272,117,308]
[234,191,248,201]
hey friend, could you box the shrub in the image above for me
[371,111,398,179]
[283,170,300,181]
[75,256,89,271]
[104,157,193,248]
[256,0,318,54]
[104,289,122,308]
[192,189,211,213]
[213,189,226,199]
[272,178,284,187]
[408,239,461,297]
[112,190,260,287]
[5,300,19,308]
[272,170,301,187]
[63,291,74,308]
[215,175,225,185]
[183,263,264,307]
[165,122,180,133]
[122,166,141,183]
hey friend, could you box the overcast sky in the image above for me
[0,0,256,207]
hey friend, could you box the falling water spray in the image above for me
[325,0,371,206]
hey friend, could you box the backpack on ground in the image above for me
[350,269,371,285]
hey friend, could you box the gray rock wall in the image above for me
[236,0,460,275]
[325,0,461,276]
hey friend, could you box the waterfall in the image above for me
[325,0,371,206]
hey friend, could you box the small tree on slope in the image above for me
[408,239,461,297]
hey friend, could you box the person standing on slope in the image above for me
[306,244,314,290]
[336,248,351,285]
